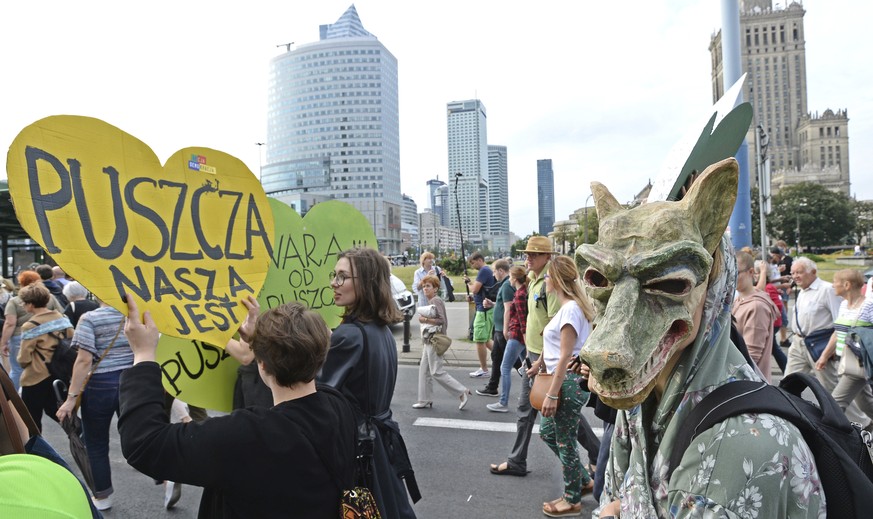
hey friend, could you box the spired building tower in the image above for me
[537,159,555,236]
[709,0,850,195]
[447,99,489,247]
[263,5,403,252]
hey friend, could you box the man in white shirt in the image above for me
[786,256,872,426]
[786,256,842,384]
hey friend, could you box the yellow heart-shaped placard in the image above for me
[6,115,274,347]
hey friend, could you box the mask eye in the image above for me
[583,268,609,288]
[644,278,691,295]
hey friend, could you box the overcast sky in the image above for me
[2,1,869,238]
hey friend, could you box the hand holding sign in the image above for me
[6,116,274,346]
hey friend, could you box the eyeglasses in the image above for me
[524,253,545,259]
[329,271,357,287]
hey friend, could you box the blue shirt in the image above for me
[474,266,495,311]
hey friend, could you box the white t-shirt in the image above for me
[542,300,591,374]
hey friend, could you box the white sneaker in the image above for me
[165,481,182,509]
[487,402,509,413]
[92,495,113,511]
[469,368,489,378]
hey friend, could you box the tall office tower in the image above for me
[710,1,850,194]
[400,194,419,253]
[537,159,555,236]
[426,178,447,222]
[447,99,489,245]
[435,185,450,227]
[263,5,403,252]
[487,145,510,252]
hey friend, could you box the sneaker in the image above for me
[165,481,182,509]
[487,402,509,413]
[469,368,489,378]
[476,387,499,397]
[92,495,113,511]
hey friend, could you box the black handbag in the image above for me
[795,302,834,361]
[803,328,835,361]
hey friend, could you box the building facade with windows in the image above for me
[263,5,403,252]
[447,99,489,247]
[537,159,555,236]
[709,0,850,195]
[487,145,510,253]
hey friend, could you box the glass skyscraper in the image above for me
[537,159,555,236]
[263,5,402,252]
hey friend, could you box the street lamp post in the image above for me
[255,142,264,181]
[583,193,594,244]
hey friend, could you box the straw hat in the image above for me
[519,236,556,254]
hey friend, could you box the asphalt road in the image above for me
[41,363,603,518]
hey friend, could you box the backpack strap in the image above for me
[667,380,769,483]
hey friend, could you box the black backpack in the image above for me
[483,277,505,302]
[668,371,873,517]
[38,331,78,386]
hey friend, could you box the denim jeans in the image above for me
[81,370,123,499]
[499,339,526,407]
[8,334,23,391]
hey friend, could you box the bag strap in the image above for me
[73,319,124,411]
[667,380,769,483]
[0,365,40,453]
[296,386,356,492]
[351,321,371,418]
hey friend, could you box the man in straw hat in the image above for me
[489,235,559,477]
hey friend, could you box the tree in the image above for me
[768,183,855,249]
[553,222,575,254]
[511,233,539,257]
[852,200,873,246]
[576,210,599,245]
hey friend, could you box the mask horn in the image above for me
[591,182,623,220]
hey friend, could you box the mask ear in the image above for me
[591,182,624,221]
[681,158,739,254]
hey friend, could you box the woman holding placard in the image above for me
[118,297,357,518]
[319,247,420,518]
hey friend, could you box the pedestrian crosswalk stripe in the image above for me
[413,417,603,438]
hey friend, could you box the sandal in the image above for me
[580,479,594,496]
[542,499,582,517]
[489,461,528,477]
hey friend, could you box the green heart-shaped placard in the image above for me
[259,198,376,328]
[6,115,274,347]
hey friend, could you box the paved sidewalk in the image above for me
[394,301,482,368]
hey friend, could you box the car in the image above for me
[390,274,415,320]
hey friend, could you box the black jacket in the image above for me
[119,362,356,518]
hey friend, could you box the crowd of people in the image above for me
[2,234,871,517]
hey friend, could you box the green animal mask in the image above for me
[576,158,738,409]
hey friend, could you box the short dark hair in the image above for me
[339,247,402,325]
[19,283,51,308]
[493,259,510,272]
[769,246,783,256]
[36,264,54,281]
[469,251,484,262]
[250,302,330,387]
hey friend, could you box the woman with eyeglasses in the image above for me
[530,255,597,517]
[318,247,419,518]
